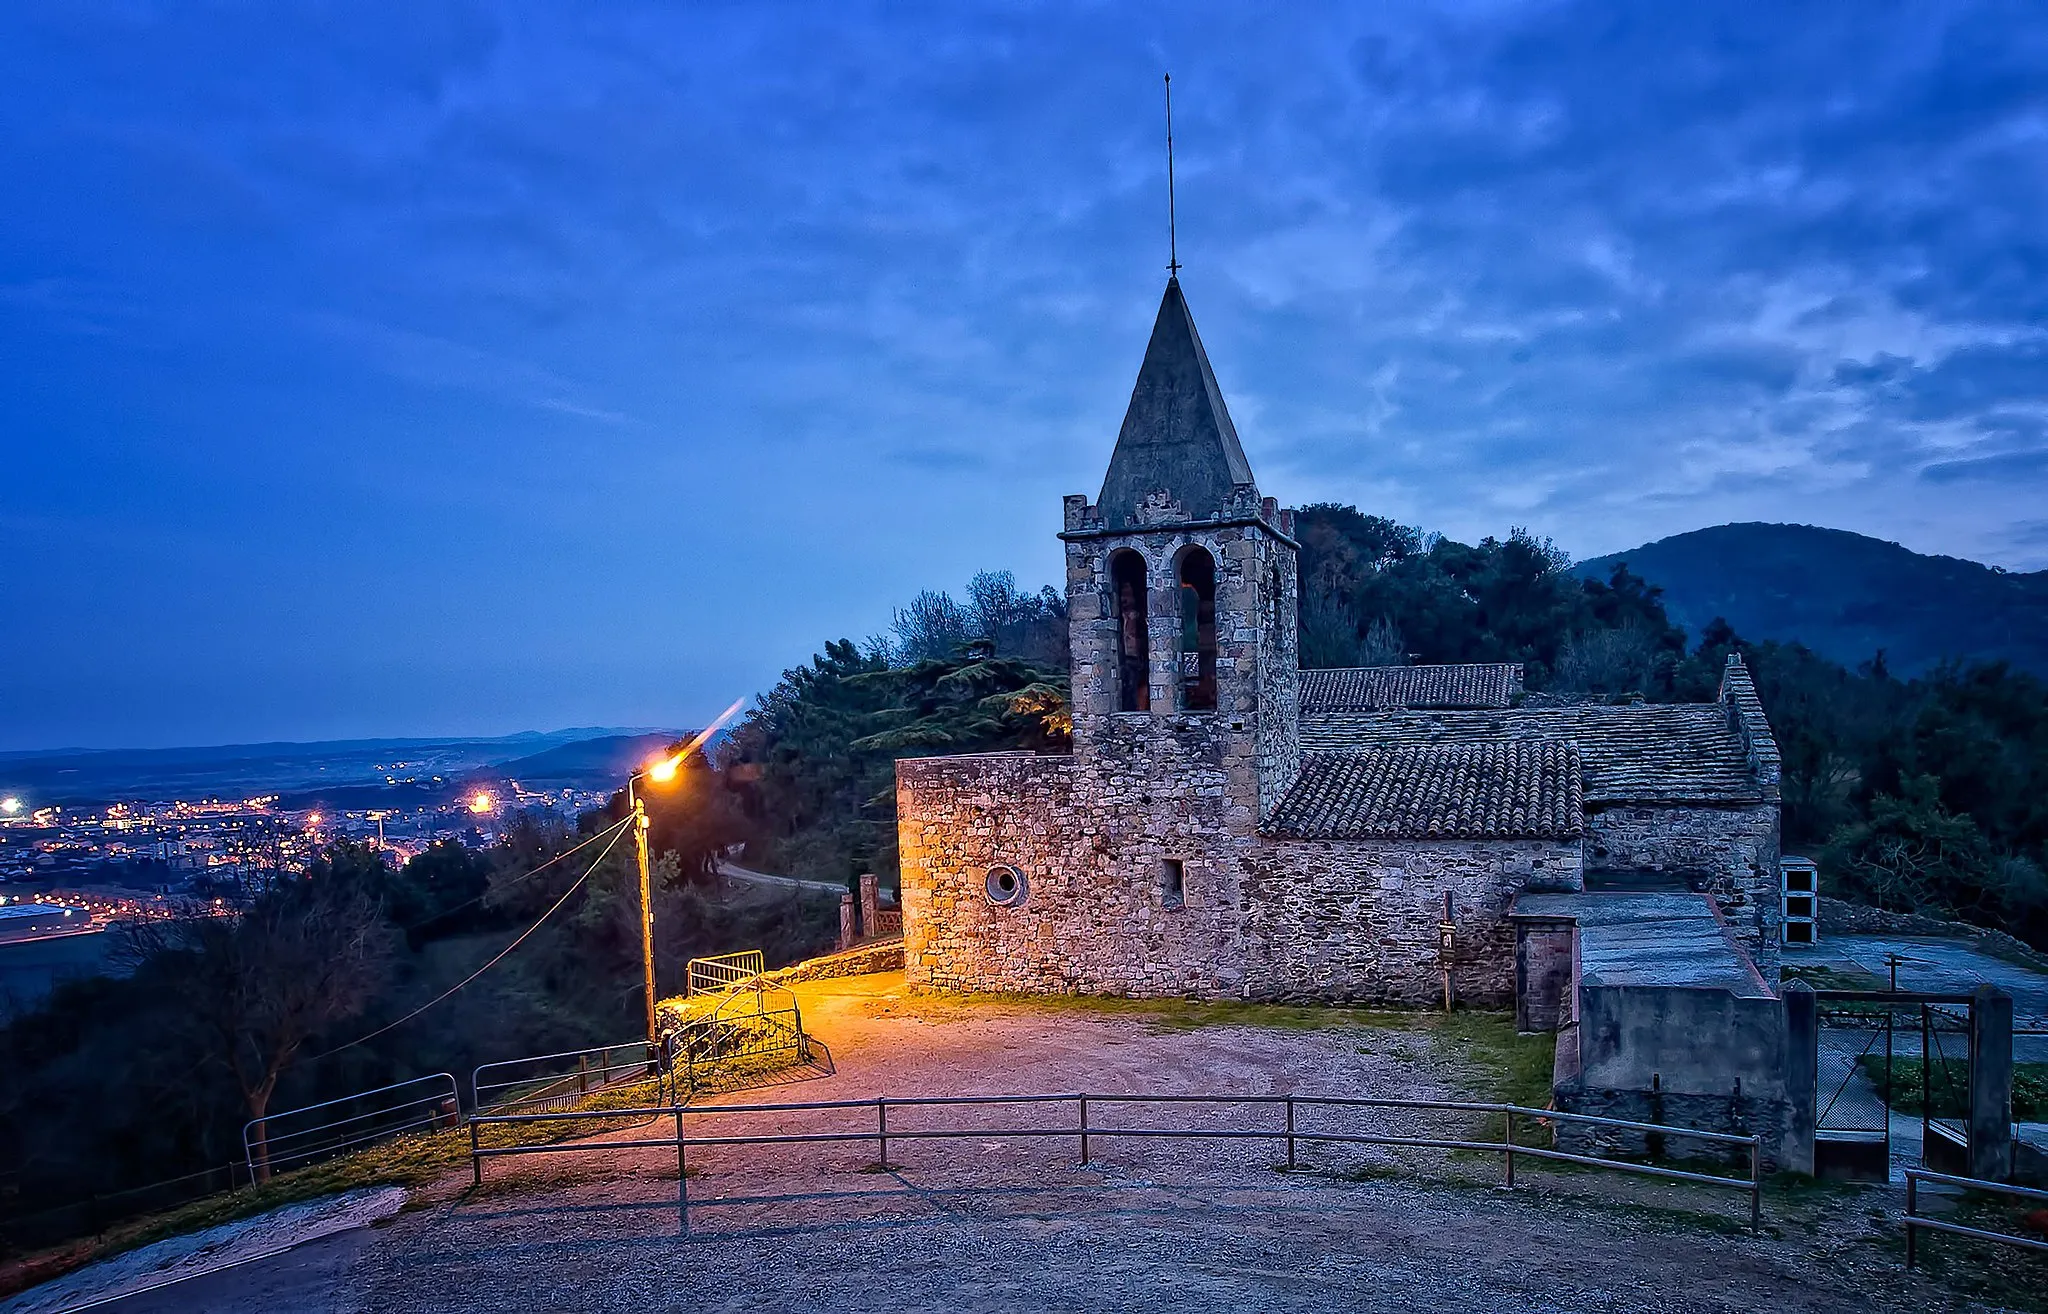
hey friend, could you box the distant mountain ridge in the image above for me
[1577,523,2048,677]
[0,728,684,808]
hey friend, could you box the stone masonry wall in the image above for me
[1061,489,1299,825]
[1238,838,1582,1007]
[898,746,1250,997]
[1585,802,1781,971]
[900,746,1577,1003]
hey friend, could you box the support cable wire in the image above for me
[306,816,633,1062]
[396,818,626,933]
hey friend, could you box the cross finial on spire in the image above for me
[1164,73,1181,277]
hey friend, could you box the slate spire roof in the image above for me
[1096,277,1257,528]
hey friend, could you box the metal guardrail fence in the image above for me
[687,950,765,996]
[474,1041,665,1114]
[243,1072,460,1179]
[467,1090,1763,1232]
[666,978,811,1099]
[1905,1169,2048,1267]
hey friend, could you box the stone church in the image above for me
[896,277,1784,1011]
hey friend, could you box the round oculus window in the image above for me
[984,864,1027,907]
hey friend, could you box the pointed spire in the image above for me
[1096,278,1256,528]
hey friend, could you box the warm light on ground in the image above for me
[469,792,495,814]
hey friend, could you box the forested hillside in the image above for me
[1577,523,2048,677]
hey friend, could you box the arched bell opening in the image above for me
[1109,548,1150,713]
[1176,546,1218,711]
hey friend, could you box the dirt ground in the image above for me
[32,973,2048,1313]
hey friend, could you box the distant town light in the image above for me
[469,792,494,814]
[1,797,19,815]
[306,813,323,827]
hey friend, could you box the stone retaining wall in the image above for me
[1817,896,2048,972]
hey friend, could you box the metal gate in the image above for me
[1919,1003,1972,1173]
[1815,1000,1898,1180]
[1812,990,1977,1182]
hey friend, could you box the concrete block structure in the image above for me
[896,276,1788,1021]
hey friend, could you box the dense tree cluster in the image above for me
[719,638,1070,886]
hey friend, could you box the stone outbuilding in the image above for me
[896,276,1784,1015]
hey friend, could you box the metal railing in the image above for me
[1905,1169,2048,1267]
[243,1072,460,1178]
[467,1090,1762,1232]
[687,950,766,996]
[665,978,812,1099]
[473,1041,666,1114]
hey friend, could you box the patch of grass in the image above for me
[1780,963,1885,991]
[1855,1056,2048,1119]
[1421,1011,1555,1110]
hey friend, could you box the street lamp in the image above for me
[624,699,747,1047]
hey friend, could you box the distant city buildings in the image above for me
[0,783,608,908]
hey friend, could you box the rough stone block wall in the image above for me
[1238,838,1582,1007]
[1061,495,1298,825]
[1551,1084,1792,1173]
[1585,803,1781,971]
[898,746,1575,1003]
[897,747,1250,997]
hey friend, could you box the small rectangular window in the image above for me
[1161,858,1185,909]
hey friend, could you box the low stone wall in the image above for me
[1551,1084,1786,1173]
[1817,896,2048,972]
[770,939,905,984]
[1556,978,1799,1170]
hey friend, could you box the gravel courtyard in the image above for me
[38,973,2048,1313]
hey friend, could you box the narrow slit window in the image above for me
[1161,858,1185,909]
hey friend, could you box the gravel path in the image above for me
[43,974,2043,1312]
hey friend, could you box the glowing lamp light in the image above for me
[469,792,495,814]
[306,813,323,827]
[645,755,681,784]
[0,797,19,815]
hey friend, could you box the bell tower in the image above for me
[1059,277,1301,823]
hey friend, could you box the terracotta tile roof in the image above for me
[1267,743,1585,841]
[1298,663,1525,711]
[1296,703,1762,805]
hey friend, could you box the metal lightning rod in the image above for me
[1165,73,1181,277]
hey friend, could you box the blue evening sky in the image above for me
[4,2,2045,749]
